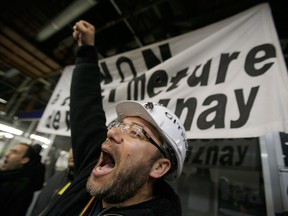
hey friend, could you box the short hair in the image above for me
[21,143,43,166]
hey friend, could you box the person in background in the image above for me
[42,20,188,216]
[0,143,45,216]
[30,148,74,216]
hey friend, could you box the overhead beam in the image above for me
[0,34,53,74]
[0,22,61,70]
[0,46,45,77]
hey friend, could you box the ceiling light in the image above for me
[41,144,49,149]
[37,0,98,41]
[30,134,51,145]
[0,123,23,135]
[0,132,14,139]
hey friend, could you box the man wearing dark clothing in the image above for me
[0,143,45,216]
[31,148,74,216]
[42,20,187,216]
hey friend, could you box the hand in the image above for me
[73,20,95,47]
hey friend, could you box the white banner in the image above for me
[37,3,288,139]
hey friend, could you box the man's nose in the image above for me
[107,126,124,144]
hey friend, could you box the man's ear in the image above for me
[21,157,30,165]
[150,158,171,179]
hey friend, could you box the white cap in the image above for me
[116,101,188,180]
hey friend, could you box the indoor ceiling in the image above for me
[0,0,287,124]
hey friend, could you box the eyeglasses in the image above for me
[108,120,167,158]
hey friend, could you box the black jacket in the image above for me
[43,46,182,216]
[31,168,74,216]
[0,160,45,216]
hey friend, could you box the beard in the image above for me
[86,154,159,204]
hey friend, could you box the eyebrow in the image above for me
[123,119,162,142]
[126,121,151,133]
[10,149,19,153]
[122,119,143,128]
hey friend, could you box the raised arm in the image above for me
[70,20,107,176]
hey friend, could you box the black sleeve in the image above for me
[70,45,107,176]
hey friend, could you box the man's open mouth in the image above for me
[93,149,116,176]
[100,150,115,168]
